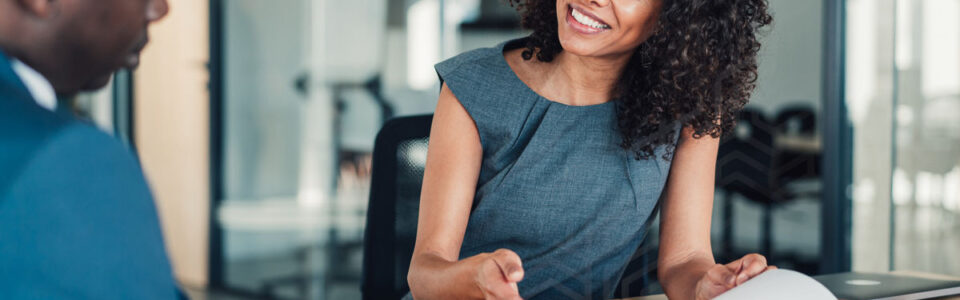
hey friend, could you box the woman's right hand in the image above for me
[465,249,525,300]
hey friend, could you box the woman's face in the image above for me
[556,0,663,59]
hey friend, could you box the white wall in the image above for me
[752,0,824,115]
[135,0,211,287]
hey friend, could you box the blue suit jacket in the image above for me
[0,51,180,298]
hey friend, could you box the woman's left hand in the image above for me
[693,253,777,300]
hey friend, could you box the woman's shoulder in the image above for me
[432,39,541,151]
[433,39,531,107]
[435,40,514,77]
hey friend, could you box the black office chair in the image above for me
[770,106,822,274]
[362,115,432,300]
[774,106,816,135]
[361,114,662,299]
[773,106,821,190]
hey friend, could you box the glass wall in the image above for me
[850,0,960,276]
[214,0,523,298]
[889,0,960,275]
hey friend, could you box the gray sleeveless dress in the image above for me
[404,39,680,300]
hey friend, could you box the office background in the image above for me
[68,0,960,299]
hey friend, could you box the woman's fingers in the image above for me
[735,254,768,285]
[721,253,773,285]
[723,256,744,273]
[696,258,776,299]
[477,249,525,300]
[705,264,738,288]
[491,249,525,282]
[696,264,738,300]
[478,260,520,299]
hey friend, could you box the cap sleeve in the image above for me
[434,47,522,152]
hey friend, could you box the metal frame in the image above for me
[888,0,900,271]
[820,0,853,274]
[208,0,225,290]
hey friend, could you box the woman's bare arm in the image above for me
[657,126,723,298]
[406,83,524,300]
[657,127,774,299]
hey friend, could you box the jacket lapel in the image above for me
[0,50,41,104]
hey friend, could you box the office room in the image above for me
[0,0,958,299]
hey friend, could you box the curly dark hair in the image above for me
[507,0,773,160]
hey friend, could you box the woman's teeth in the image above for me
[572,8,610,30]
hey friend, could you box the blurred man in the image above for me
[0,0,178,298]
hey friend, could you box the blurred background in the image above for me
[67,0,960,299]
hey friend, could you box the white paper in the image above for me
[714,269,837,300]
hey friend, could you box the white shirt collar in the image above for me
[10,59,57,111]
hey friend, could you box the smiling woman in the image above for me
[405,1,773,299]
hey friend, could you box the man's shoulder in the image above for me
[0,95,139,195]
[0,93,70,188]
[0,95,178,299]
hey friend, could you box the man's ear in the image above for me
[15,0,55,18]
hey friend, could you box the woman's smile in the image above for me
[567,4,611,34]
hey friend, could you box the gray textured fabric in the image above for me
[404,39,679,300]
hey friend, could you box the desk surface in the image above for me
[616,271,960,300]
[619,295,667,300]
[887,271,960,300]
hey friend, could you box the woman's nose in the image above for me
[589,0,611,7]
[147,0,170,22]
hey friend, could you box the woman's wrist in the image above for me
[409,252,486,299]
[660,257,716,299]
[409,250,524,300]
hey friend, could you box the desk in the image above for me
[886,271,960,300]
[619,295,667,300]
[616,271,960,300]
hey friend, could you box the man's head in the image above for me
[0,0,169,95]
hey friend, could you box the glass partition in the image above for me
[212,0,524,298]
[890,0,960,275]
[849,0,960,276]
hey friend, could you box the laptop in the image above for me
[813,272,960,300]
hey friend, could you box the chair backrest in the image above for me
[361,114,661,299]
[716,108,777,202]
[772,105,821,183]
[362,115,433,300]
[774,105,817,135]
